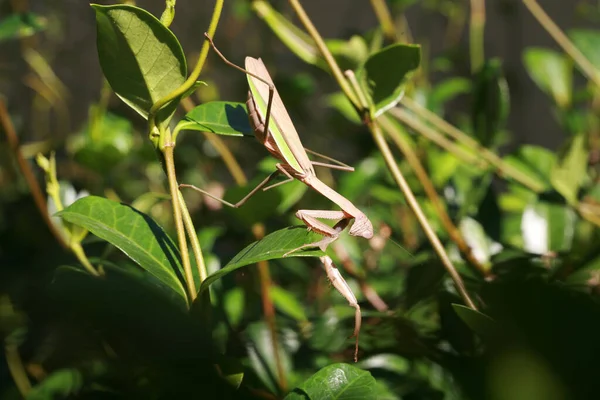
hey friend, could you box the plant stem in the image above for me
[5,345,31,397]
[379,115,489,277]
[399,97,547,192]
[288,0,360,109]
[389,107,483,166]
[369,0,398,42]
[370,119,478,310]
[469,0,485,73]
[522,0,600,88]
[178,192,207,283]
[0,100,68,249]
[71,242,101,277]
[253,224,287,393]
[148,0,224,129]
[163,139,196,302]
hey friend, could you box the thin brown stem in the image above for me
[332,241,389,312]
[288,0,360,109]
[399,97,547,192]
[469,0,485,73]
[379,115,489,277]
[370,119,478,310]
[253,224,287,393]
[369,0,398,42]
[522,0,600,88]
[0,100,68,249]
[390,107,483,166]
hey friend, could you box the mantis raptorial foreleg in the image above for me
[320,254,361,363]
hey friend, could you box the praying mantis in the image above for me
[180,34,373,361]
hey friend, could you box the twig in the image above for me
[0,100,68,249]
[522,0,600,88]
[370,120,478,310]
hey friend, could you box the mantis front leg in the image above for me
[320,254,361,362]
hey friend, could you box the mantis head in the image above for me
[349,216,373,239]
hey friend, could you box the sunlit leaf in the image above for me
[503,145,556,190]
[521,201,577,254]
[0,12,46,41]
[92,4,186,124]
[569,29,600,70]
[356,43,421,117]
[286,363,377,399]
[550,134,588,205]
[523,47,572,108]
[198,227,324,295]
[182,101,252,137]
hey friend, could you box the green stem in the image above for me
[178,191,208,283]
[160,0,176,27]
[288,0,361,109]
[71,243,101,277]
[163,137,196,303]
[5,345,31,397]
[148,0,224,130]
[369,118,478,310]
[522,0,600,88]
[469,0,485,73]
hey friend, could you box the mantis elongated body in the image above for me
[180,34,373,361]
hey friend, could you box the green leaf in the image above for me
[91,4,186,124]
[26,369,83,400]
[452,304,498,337]
[57,196,188,303]
[182,101,252,136]
[286,363,377,399]
[523,47,572,108]
[326,36,370,71]
[0,12,46,41]
[270,285,308,322]
[252,0,319,66]
[356,43,420,117]
[569,29,600,70]
[429,77,471,110]
[520,201,577,254]
[459,217,495,271]
[503,145,556,190]
[471,58,510,147]
[246,322,292,395]
[52,265,197,354]
[68,109,134,173]
[198,226,324,295]
[327,92,361,125]
[550,134,588,204]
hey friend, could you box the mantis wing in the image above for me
[245,57,314,176]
